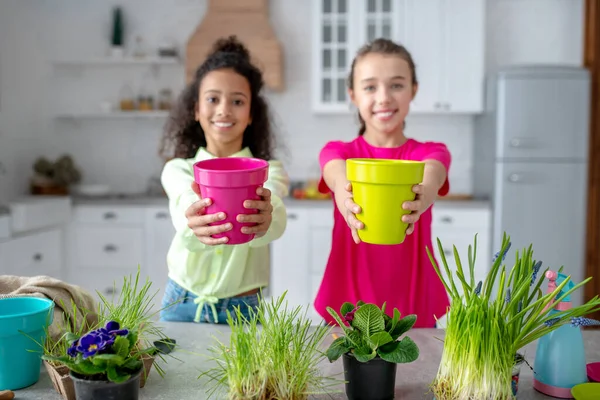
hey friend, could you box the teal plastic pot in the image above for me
[0,297,54,390]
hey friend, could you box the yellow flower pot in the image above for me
[346,158,425,245]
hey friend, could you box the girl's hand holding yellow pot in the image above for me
[401,183,435,235]
[341,182,364,244]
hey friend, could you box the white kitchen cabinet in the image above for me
[269,208,311,312]
[269,201,492,325]
[144,206,176,312]
[311,0,485,114]
[430,205,493,294]
[406,0,485,113]
[270,205,334,325]
[66,205,146,303]
[0,228,63,278]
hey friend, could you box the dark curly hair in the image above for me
[159,35,276,161]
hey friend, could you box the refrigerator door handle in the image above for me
[509,137,537,148]
[508,173,523,183]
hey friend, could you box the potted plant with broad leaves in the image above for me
[325,301,420,400]
[428,233,600,400]
[42,320,154,400]
[199,291,340,399]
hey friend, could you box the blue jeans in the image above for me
[159,279,260,324]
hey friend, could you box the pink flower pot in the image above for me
[193,157,269,245]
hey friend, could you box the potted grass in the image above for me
[428,233,600,400]
[96,268,171,387]
[43,320,153,400]
[325,301,420,400]
[199,292,340,399]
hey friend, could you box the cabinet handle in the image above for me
[287,213,298,220]
[104,287,116,295]
[33,253,43,262]
[440,216,453,224]
[443,249,453,257]
[508,173,522,183]
[434,102,441,109]
[444,103,451,111]
[155,211,169,219]
[104,244,118,252]
[103,212,117,220]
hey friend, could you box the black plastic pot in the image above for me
[70,369,141,400]
[343,352,397,400]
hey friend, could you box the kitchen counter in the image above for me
[13,323,599,399]
[284,197,491,210]
[69,194,491,210]
[71,194,169,207]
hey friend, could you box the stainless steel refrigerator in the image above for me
[474,65,590,306]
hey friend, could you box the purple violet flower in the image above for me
[76,331,114,359]
[67,339,79,358]
[66,320,130,359]
[100,321,129,337]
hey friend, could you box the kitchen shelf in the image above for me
[55,111,170,119]
[52,57,181,67]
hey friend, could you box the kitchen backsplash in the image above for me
[0,0,583,200]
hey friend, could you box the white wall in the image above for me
[0,0,584,204]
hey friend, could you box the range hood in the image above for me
[185,0,284,91]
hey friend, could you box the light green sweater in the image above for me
[160,147,289,322]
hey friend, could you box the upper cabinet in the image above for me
[312,0,485,114]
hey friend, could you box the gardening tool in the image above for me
[0,390,14,400]
[533,271,588,398]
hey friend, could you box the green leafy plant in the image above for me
[199,292,339,400]
[42,321,152,383]
[325,301,419,364]
[428,233,600,400]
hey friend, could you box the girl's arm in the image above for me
[402,159,449,235]
[161,159,207,251]
[421,159,448,200]
[249,160,290,248]
[322,159,364,243]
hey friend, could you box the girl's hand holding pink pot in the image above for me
[185,197,232,246]
[401,183,434,235]
[237,187,273,237]
[341,182,364,244]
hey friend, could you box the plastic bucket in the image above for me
[0,297,54,390]
[194,157,269,245]
[346,158,425,245]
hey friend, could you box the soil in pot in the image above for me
[343,352,397,400]
[70,369,142,400]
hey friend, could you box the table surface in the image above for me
[12,323,600,399]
